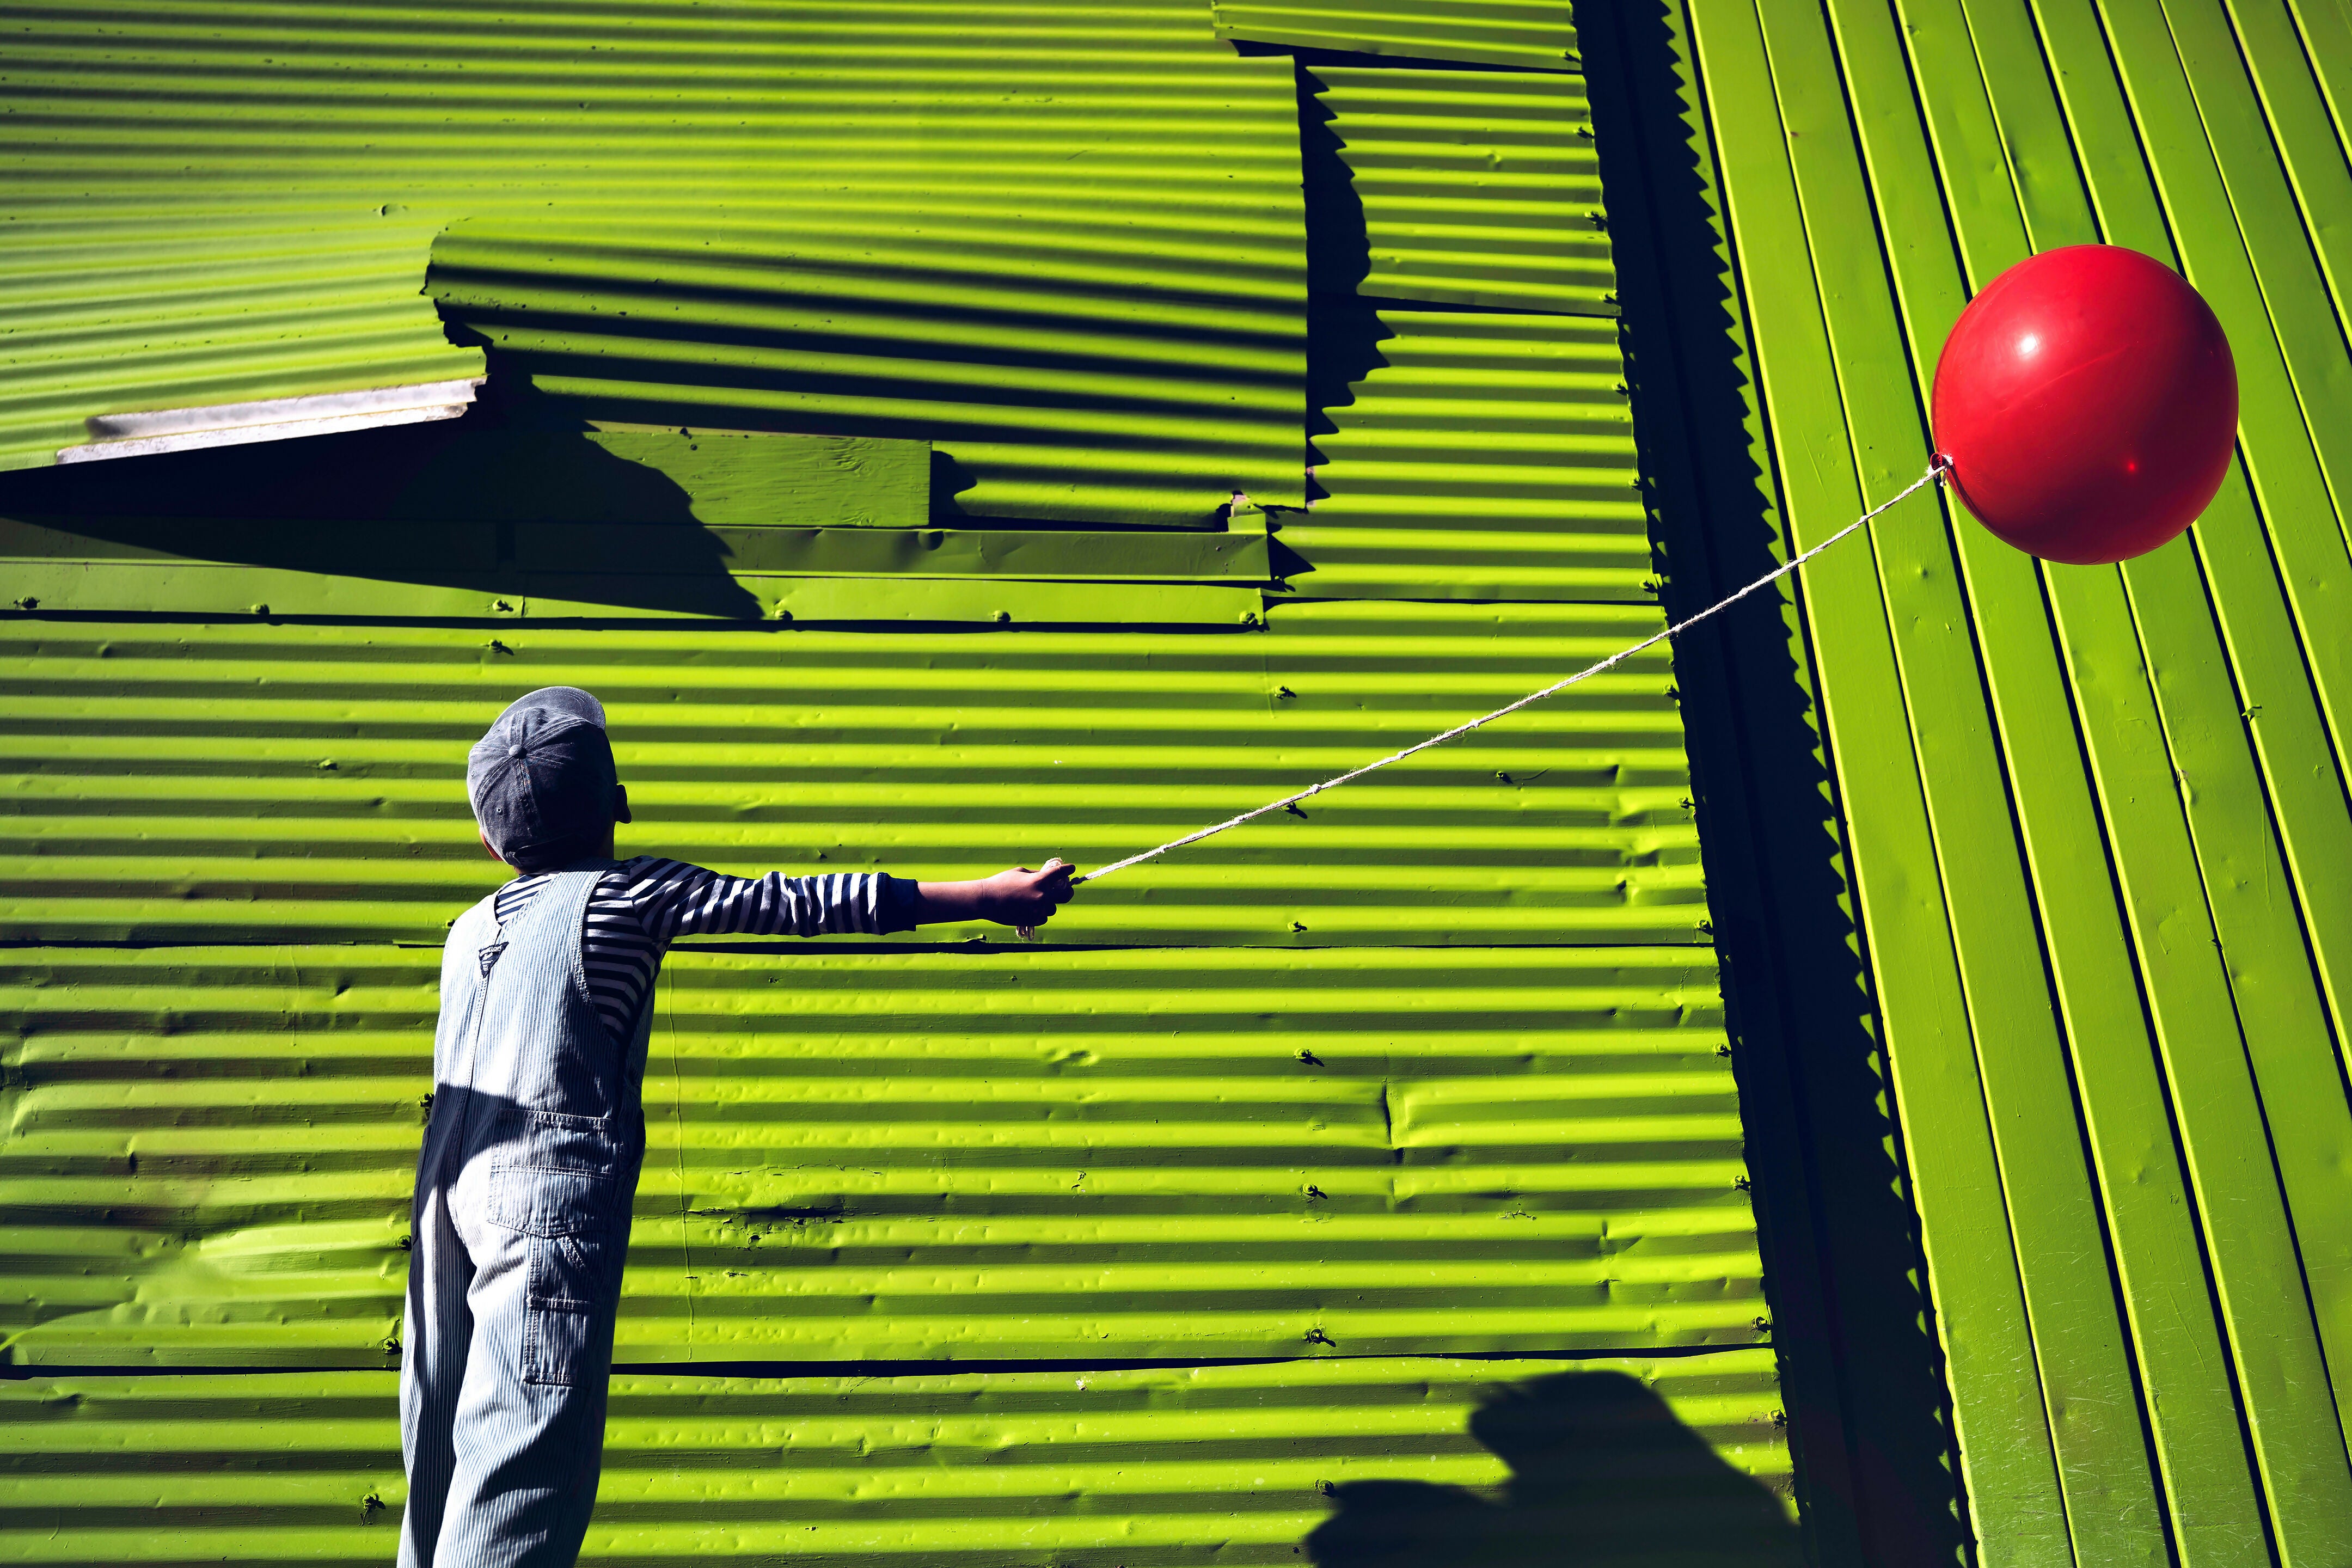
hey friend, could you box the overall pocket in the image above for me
[522,1228,617,1388]
[485,1125,626,1388]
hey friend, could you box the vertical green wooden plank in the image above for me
[2286,0,2352,181]
[2049,8,2352,1536]
[2212,0,2352,1062]
[1816,4,2169,1564]
[2149,0,2352,525]
[2096,0,2352,793]
[1898,3,2286,1559]
[1692,2,2073,1560]
[2186,494,2352,1085]
[1946,0,2101,243]
[2032,0,2175,244]
[2122,516,2352,1430]
[2050,0,2352,1124]
[2049,560,2352,1567]
[2226,0,2352,353]
[1953,518,2274,1566]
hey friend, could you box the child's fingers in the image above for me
[1035,857,1077,901]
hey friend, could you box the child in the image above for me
[400,686,1073,1566]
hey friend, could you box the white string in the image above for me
[1068,460,1947,889]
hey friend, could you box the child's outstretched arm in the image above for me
[907,858,1076,929]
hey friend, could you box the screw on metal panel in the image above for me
[11,598,35,610]
[994,609,1013,623]
[488,640,514,656]
[1304,1327,1335,1346]
[1284,801,1307,818]
[1291,921,1307,932]
[774,605,793,621]
[1275,685,1296,699]
[250,603,270,616]
[1241,610,1261,626]
[1298,1049,1322,1065]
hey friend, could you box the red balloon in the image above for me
[1931,245,2237,566]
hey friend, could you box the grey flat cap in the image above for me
[467,687,621,867]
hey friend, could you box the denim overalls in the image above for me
[400,864,651,1566]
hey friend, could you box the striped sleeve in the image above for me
[623,859,897,944]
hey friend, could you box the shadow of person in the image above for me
[1307,1371,1804,1568]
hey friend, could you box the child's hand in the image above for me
[914,859,1077,928]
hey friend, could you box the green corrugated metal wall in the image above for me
[1,0,1306,523]
[0,2,1827,1561]
[36,0,2344,1559]
[1209,0,1579,68]
[3,943,1759,1367]
[0,1356,1792,1566]
[0,608,1704,947]
[1587,0,2352,1562]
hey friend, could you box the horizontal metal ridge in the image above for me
[0,1355,1793,1562]
[0,602,1706,946]
[1315,68,1615,316]
[1210,0,1578,69]
[1288,311,1647,600]
[1,944,1757,1366]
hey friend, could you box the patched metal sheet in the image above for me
[1210,0,1577,69]
[1314,68,1615,314]
[0,0,1305,523]
[0,210,483,462]
[1285,311,1648,599]
[0,1354,1794,1563]
[0,944,1758,1366]
[0,602,1705,947]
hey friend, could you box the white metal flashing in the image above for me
[57,377,484,464]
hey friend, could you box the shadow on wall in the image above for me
[1571,1,1970,1564]
[1308,1371,1803,1568]
[0,377,764,618]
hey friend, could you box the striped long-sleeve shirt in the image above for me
[492,859,916,1041]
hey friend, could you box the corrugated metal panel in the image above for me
[1312,68,1616,315]
[1627,0,2352,1559]
[0,209,483,460]
[0,1354,1796,1564]
[1282,310,1650,600]
[0,512,1278,615]
[0,943,1757,1365]
[0,603,1706,947]
[0,555,1253,625]
[427,222,1302,526]
[0,0,1306,523]
[1209,0,1577,70]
